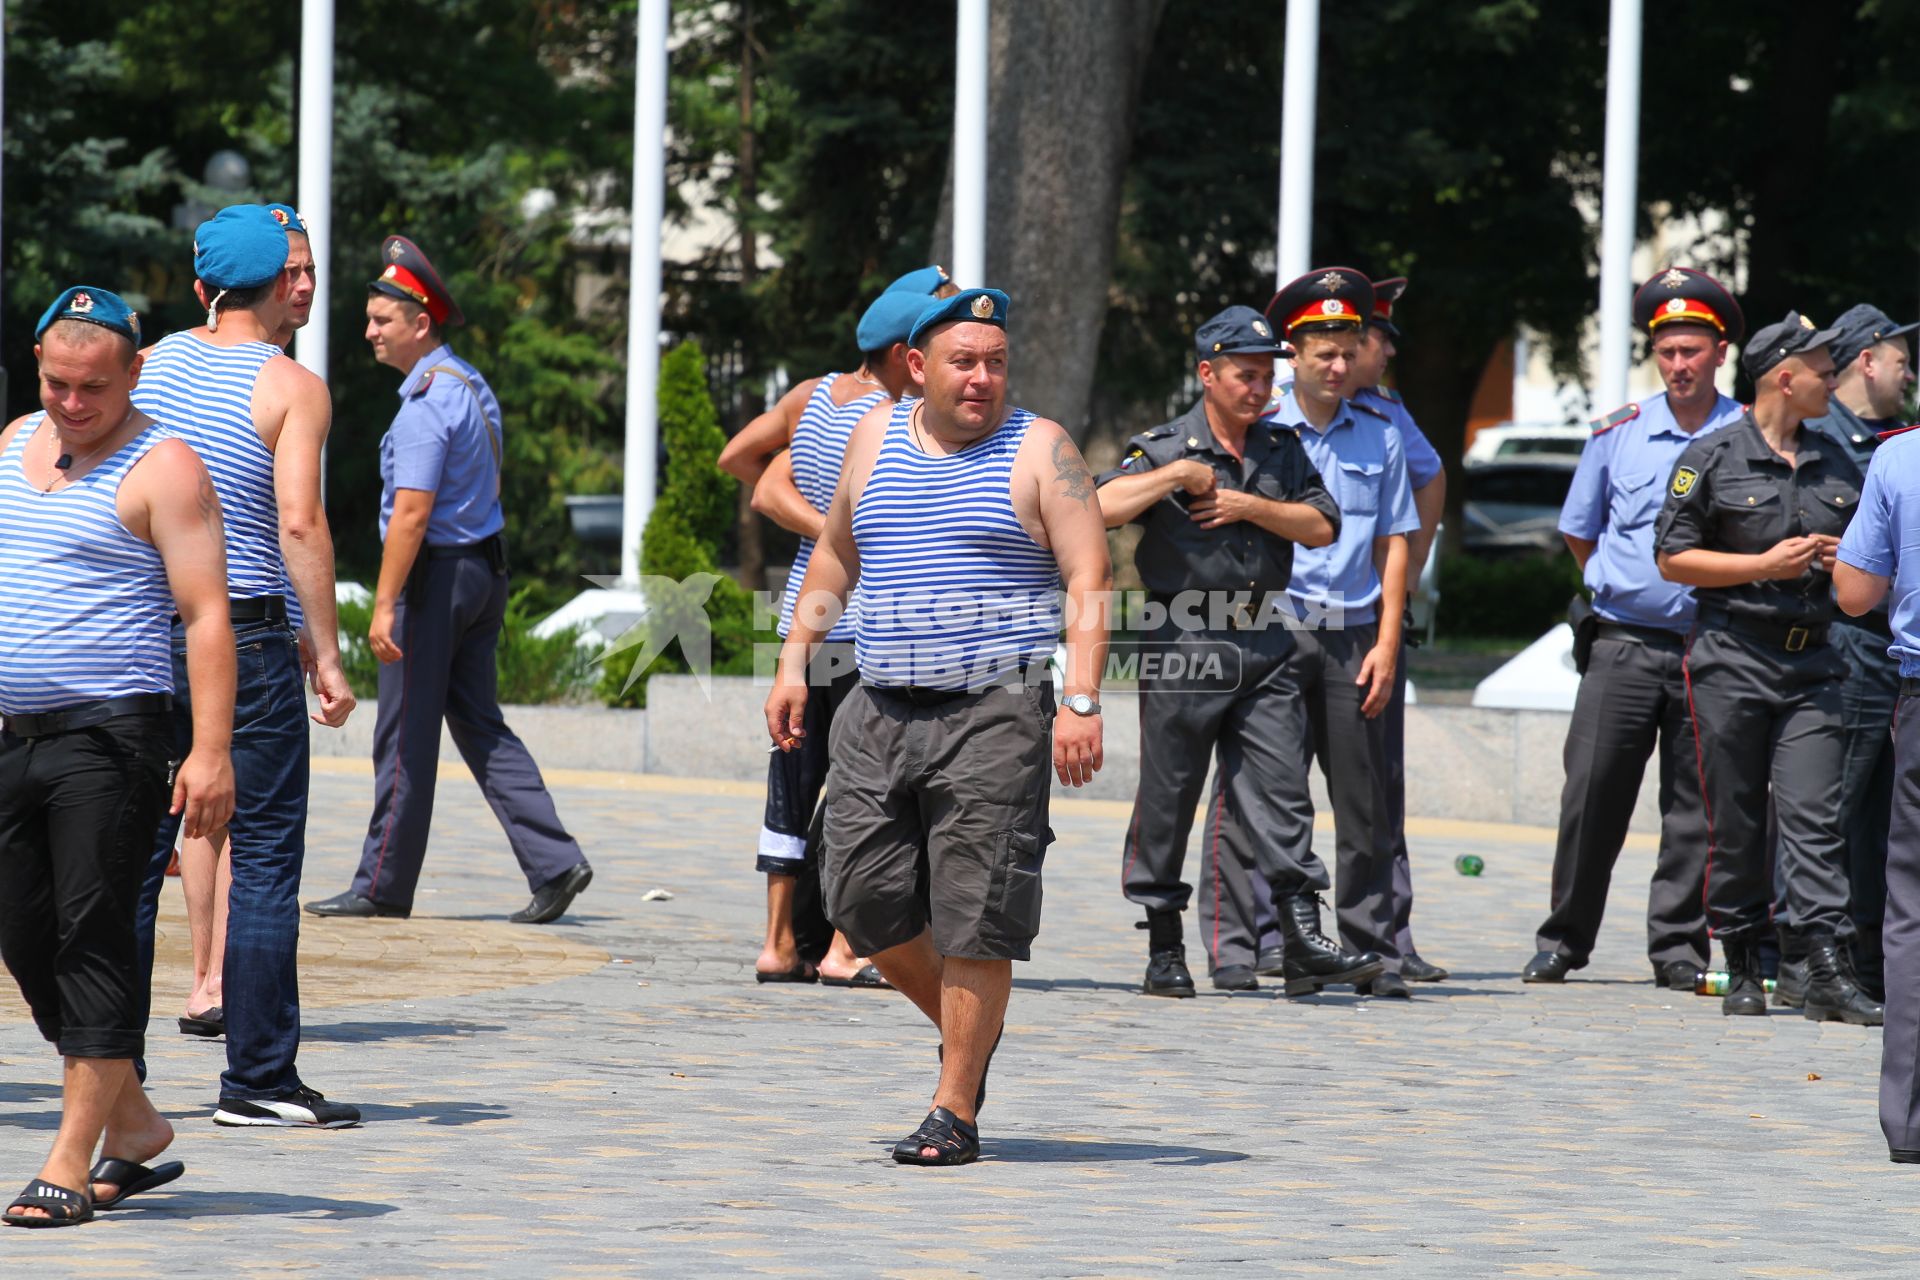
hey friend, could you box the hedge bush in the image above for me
[1434,552,1585,639]
[336,589,594,705]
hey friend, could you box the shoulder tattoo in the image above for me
[1051,433,1094,505]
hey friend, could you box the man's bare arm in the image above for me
[369,488,435,664]
[751,449,828,540]
[1410,472,1446,577]
[719,377,820,486]
[1835,563,1891,616]
[1028,422,1111,787]
[1564,533,1597,571]
[264,359,355,725]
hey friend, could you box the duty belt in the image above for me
[1695,606,1828,654]
[866,659,1046,707]
[2,692,174,739]
[1595,621,1686,648]
[174,595,287,626]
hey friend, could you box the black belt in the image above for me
[1695,606,1828,654]
[174,595,287,626]
[1596,621,1687,648]
[2,693,174,739]
[867,660,1045,707]
[426,534,504,561]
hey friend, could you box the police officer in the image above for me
[1653,312,1879,1022]
[1523,267,1745,989]
[1196,270,1422,996]
[1833,418,1920,1163]
[1794,304,1917,1003]
[1098,292,1381,999]
[306,238,592,925]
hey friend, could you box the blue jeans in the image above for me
[135,619,311,1099]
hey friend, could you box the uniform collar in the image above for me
[398,343,455,398]
[1179,399,1274,460]
[1738,411,1832,466]
[1645,390,1732,440]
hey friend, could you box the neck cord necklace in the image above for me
[849,364,881,387]
[41,411,132,493]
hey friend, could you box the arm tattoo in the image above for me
[1051,434,1094,506]
[196,469,221,537]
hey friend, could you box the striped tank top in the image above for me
[0,414,175,714]
[778,373,887,640]
[131,332,285,601]
[851,403,1061,689]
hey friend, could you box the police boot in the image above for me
[1138,910,1195,998]
[1802,935,1885,1026]
[1276,894,1384,996]
[1772,926,1808,1009]
[1721,934,1767,1017]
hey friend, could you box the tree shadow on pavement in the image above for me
[303,1020,507,1042]
[980,1137,1249,1165]
[106,1191,398,1219]
[352,1100,511,1126]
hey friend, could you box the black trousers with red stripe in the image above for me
[1682,626,1850,939]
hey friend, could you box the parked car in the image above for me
[1462,458,1579,555]
[1464,421,1590,465]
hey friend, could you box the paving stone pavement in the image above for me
[1,756,1915,1277]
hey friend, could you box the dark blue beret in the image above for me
[909,288,1009,348]
[36,286,142,347]
[194,204,290,290]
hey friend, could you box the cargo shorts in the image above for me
[822,680,1056,961]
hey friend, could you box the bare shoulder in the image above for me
[131,437,213,490]
[257,351,330,403]
[0,414,35,455]
[780,376,824,417]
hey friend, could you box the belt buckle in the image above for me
[1785,625,1809,653]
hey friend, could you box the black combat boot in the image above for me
[1772,926,1808,1009]
[1275,894,1384,996]
[1802,934,1885,1026]
[1853,926,1886,1004]
[1721,934,1767,1017]
[1139,910,1195,998]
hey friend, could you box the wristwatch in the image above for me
[1062,693,1102,716]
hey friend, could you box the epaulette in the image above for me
[1588,402,1638,436]
[1141,423,1178,439]
[1373,385,1403,404]
[409,371,436,399]
[1877,424,1920,442]
[1351,398,1391,422]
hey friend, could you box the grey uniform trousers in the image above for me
[1535,630,1710,970]
[352,551,585,911]
[1120,623,1329,919]
[1683,626,1849,939]
[1811,619,1895,976]
[1198,625,1400,972]
[1879,685,1920,1151]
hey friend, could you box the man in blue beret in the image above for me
[1098,292,1380,1001]
[766,287,1111,1166]
[742,282,943,988]
[1796,303,1918,1003]
[306,236,592,928]
[130,203,359,1130]
[0,286,235,1221]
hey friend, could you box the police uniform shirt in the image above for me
[1838,429,1920,676]
[1805,397,1900,474]
[1264,393,1419,624]
[1561,391,1743,632]
[1354,386,1443,491]
[381,343,507,545]
[1653,412,1863,626]
[1098,398,1339,597]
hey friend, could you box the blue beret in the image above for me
[884,265,951,296]
[35,286,142,347]
[265,202,308,234]
[856,291,928,352]
[194,204,290,290]
[909,288,1009,349]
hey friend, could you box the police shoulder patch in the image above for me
[1120,446,1147,469]
[1588,403,1639,436]
[1141,423,1177,440]
[1670,465,1700,498]
[410,370,436,398]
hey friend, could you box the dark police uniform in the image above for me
[1831,423,1920,1161]
[1100,304,1349,995]
[1526,267,1744,988]
[1652,312,1865,1015]
[1795,303,1920,1000]
[310,237,590,924]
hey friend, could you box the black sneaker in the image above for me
[214,1086,361,1129]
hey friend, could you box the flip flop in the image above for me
[4,1178,92,1227]
[89,1159,185,1210]
[754,964,818,984]
[178,1007,224,1037]
[820,964,891,989]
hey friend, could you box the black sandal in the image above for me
[937,1026,1004,1113]
[891,1107,980,1166]
[4,1178,93,1227]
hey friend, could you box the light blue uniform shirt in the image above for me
[1354,387,1443,490]
[1266,394,1419,626]
[1837,428,1920,677]
[380,344,507,545]
[1559,390,1743,632]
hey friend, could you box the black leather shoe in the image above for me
[1521,951,1571,983]
[1653,960,1701,991]
[1143,948,1196,997]
[1357,972,1412,998]
[1275,895,1383,996]
[304,891,408,919]
[510,862,593,924]
[1891,1148,1920,1164]
[1211,965,1258,992]
[1399,954,1449,983]
[1254,949,1287,977]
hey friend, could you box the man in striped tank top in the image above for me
[0,287,236,1224]
[766,288,1111,1166]
[745,285,934,986]
[131,204,361,1130]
